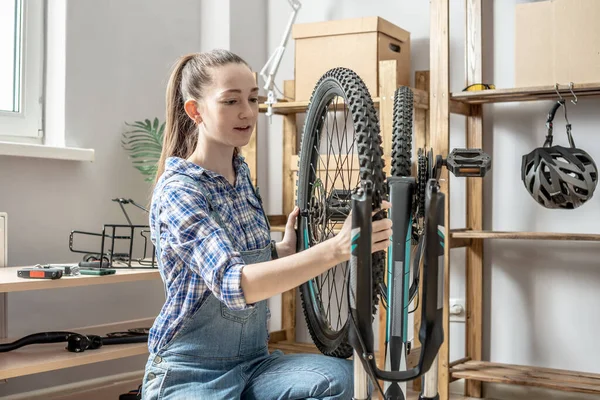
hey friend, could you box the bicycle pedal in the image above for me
[445,148,491,178]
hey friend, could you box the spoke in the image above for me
[331,264,343,329]
[305,93,358,335]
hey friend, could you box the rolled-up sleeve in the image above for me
[161,181,253,311]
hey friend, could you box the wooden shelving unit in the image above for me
[450,361,600,396]
[431,1,600,399]
[0,265,160,293]
[451,82,600,104]
[0,317,155,380]
[450,230,600,242]
[0,267,162,381]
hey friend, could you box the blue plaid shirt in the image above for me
[148,156,271,353]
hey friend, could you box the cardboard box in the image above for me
[292,16,411,101]
[515,0,600,87]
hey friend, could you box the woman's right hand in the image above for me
[332,200,393,262]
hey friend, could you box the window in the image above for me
[0,0,44,143]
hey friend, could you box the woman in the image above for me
[143,49,392,399]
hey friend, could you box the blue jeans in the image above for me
[142,348,354,399]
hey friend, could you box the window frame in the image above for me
[0,0,45,144]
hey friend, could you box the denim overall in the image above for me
[142,169,355,400]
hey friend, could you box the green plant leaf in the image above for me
[122,118,165,182]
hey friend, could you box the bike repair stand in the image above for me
[350,148,491,400]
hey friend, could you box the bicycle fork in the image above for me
[349,185,375,400]
[419,180,445,400]
[385,176,417,400]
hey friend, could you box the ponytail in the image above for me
[155,54,197,183]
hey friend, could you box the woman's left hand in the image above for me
[276,206,300,258]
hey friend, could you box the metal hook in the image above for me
[568,82,578,105]
[562,94,576,148]
[554,83,564,101]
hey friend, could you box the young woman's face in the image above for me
[196,63,259,149]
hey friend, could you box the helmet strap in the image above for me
[566,123,575,148]
[544,121,554,147]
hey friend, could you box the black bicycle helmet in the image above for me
[521,100,598,209]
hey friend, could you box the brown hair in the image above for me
[155,49,250,183]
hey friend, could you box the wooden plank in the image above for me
[465,0,483,397]
[430,0,450,399]
[281,80,297,343]
[267,329,287,344]
[258,90,430,116]
[0,317,154,380]
[268,215,288,228]
[450,236,472,248]
[240,72,259,186]
[268,341,322,355]
[414,71,430,156]
[282,80,297,217]
[269,225,286,233]
[451,82,600,104]
[0,266,160,293]
[450,357,472,368]
[450,100,472,116]
[451,361,600,395]
[450,230,600,241]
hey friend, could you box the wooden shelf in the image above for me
[450,229,600,242]
[0,265,160,293]
[0,317,154,380]
[403,393,484,400]
[451,82,600,104]
[451,360,600,395]
[268,215,287,233]
[259,87,430,115]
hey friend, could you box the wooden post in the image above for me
[414,71,430,165]
[411,70,430,394]
[242,72,259,186]
[281,80,297,341]
[465,0,484,397]
[431,0,451,399]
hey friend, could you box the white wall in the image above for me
[0,0,202,396]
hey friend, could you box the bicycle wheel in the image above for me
[391,86,413,178]
[390,86,422,309]
[297,67,386,358]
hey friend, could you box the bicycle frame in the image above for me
[348,179,445,400]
